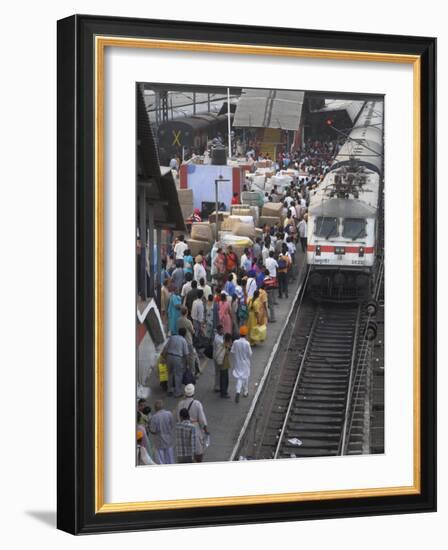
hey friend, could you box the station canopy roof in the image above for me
[314,100,365,123]
[233,89,305,130]
[137,86,185,231]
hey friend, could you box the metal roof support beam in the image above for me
[147,203,155,299]
[138,186,147,301]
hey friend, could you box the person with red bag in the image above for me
[263,270,278,322]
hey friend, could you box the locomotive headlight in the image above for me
[316,245,321,256]
[359,247,365,257]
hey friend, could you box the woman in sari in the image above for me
[247,289,267,345]
[218,292,232,335]
[160,278,171,331]
[213,247,226,284]
[258,285,269,326]
[167,288,182,335]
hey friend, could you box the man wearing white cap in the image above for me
[177,384,209,462]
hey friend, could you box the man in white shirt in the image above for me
[198,277,212,301]
[298,217,308,253]
[231,326,253,402]
[245,271,257,300]
[193,255,206,282]
[264,250,278,278]
[181,272,193,299]
[262,239,274,263]
[174,235,188,260]
[240,248,252,273]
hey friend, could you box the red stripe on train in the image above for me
[307,245,375,253]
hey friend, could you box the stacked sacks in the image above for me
[230,205,252,217]
[241,190,264,208]
[187,239,211,257]
[187,221,213,257]
[208,211,229,224]
[262,202,284,220]
[233,221,256,239]
[221,215,245,232]
[190,222,213,242]
[259,201,284,230]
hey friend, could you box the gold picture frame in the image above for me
[57,15,436,534]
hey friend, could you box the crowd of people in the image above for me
[137,174,312,466]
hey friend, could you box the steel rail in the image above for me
[338,304,362,455]
[228,265,309,461]
[273,307,321,459]
[342,257,385,454]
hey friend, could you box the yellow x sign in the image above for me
[172,130,181,146]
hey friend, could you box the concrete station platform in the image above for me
[147,249,307,463]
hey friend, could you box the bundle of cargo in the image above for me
[219,234,253,259]
[251,174,266,190]
[190,222,213,243]
[177,188,194,220]
[232,205,260,225]
[186,239,212,257]
[262,202,284,220]
[230,205,252,217]
[208,210,229,224]
[232,221,256,239]
[221,215,253,232]
[259,216,282,229]
[241,190,264,208]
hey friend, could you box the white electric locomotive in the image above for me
[306,100,384,300]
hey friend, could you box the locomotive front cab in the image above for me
[307,211,376,301]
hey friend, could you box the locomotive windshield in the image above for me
[315,217,338,239]
[342,218,367,240]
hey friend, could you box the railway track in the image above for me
[274,303,361,458]
[232,259,384,462]
[232,292,368,460]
